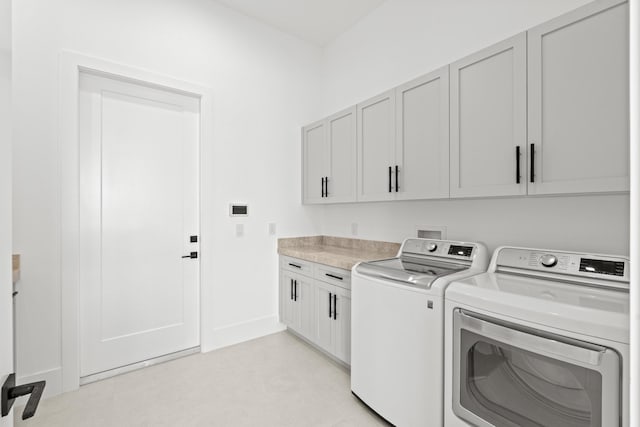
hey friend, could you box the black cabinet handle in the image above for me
[388,166,392,192]
[328,292,332,318]
[530,143,535,183]
[1,373,46,420]
[395,165,399,192]
[320,177,324,197]
[325,273,343,281]
[294,280,297,302]
[324,177,328,197]
[288,263,301,269]
[516,146,521,184]
[333,294,337,320]
[290,279,293,300]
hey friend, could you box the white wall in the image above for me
[0,0,12,425]
[13,0,322,396]
[321,0,593,114]
[317,0,630,256]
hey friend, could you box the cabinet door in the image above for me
[527,0,629,195]
[302,120,328,204]
[326,107,357,203]
[395,66,450,200]
[333,287,351,365]
[357,90,396,202]
[295,276,315,339]
[313,281,334,354]
[450,33,527,198]
[280,271,298,329]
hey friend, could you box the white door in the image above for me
[78,72,200,378]
[357,90,396,202]
[1,48,13,427]
[395,66,450,200]
[326,107,357,203]
[450,33,527,198]
[527,0,629,195]
[302,121,328,204]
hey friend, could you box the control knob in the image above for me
[426,243,438,252]
[540,254,558,268]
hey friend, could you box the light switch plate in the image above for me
[236,224,244,237]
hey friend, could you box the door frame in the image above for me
[59,51,214,393]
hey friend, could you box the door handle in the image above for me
[515,146,521,184]
[333,294,337,320]
[395,165,399,192]
[181,252,198,259]
[530,143,535,183]
[2,373,46,420]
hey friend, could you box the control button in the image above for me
[426,243,438,252]
[540,254,558,268]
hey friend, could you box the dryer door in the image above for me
[452,310,620,427]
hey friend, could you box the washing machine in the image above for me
[351,238,489,427]
[444,246,630,427]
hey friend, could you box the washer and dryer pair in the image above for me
[351,239,630,427]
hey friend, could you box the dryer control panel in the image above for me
[494,247,630,288]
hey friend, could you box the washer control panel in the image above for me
[401,239,476,261]
[496,247,630,285]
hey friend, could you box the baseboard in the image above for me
[15,367,62,406]
[202,315,286,353]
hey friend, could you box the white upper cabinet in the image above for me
[357,90,396,202]
[302,0,629,204]
[527,0,629,195]
[449,33,528,198]
[395,66,450,200]
[302,107,356,204]
[326,107,357,203]
[302,121,327,204]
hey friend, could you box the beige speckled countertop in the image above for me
[278,236,400,270]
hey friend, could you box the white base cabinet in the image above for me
[280,269,314,339]
[279,256,351,365]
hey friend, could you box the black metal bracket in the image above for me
[1,373,46,420]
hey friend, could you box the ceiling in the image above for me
[216,0,386,46]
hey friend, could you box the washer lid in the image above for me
[355,256,466,288]
[446,272,630,344]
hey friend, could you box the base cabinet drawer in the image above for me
[315,264,351,290]
[281,256,314,277]
[279,256,351,365]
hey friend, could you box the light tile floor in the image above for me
[15,332,388,426]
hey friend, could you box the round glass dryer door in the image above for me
[452,310,621,427]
